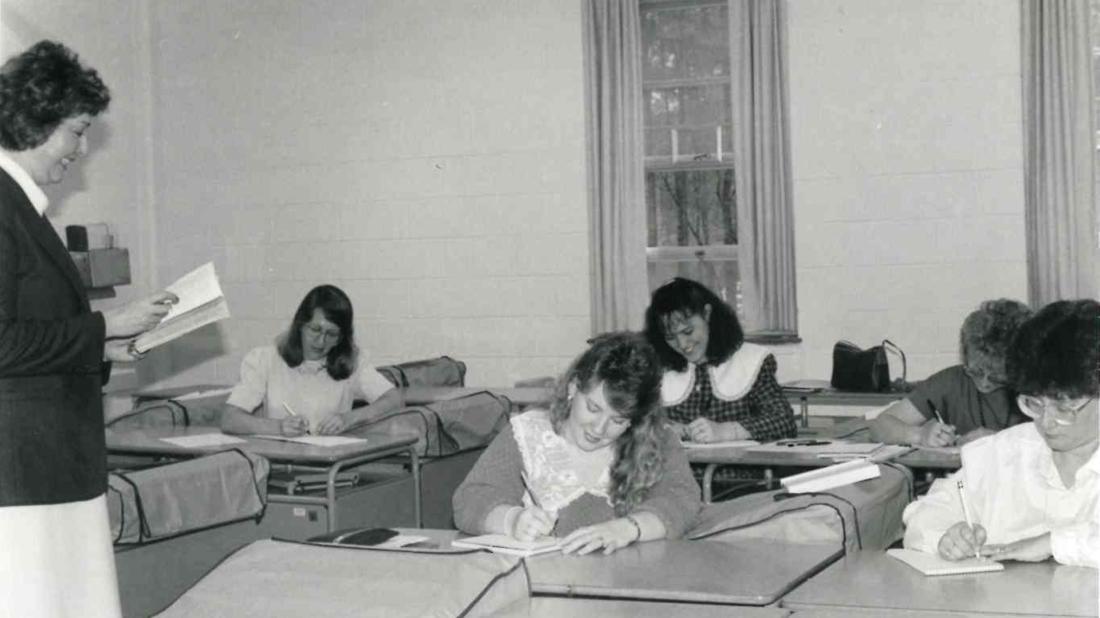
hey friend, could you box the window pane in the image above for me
[642,4,730,82]
[647,257,743,318]
[646,168,736,247]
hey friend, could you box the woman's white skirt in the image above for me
[0,494,121,618]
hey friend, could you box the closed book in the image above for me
[780,459,880,493]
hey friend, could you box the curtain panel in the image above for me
[729,0,798,333]
[583,0,648,333]
[1021,0,1099,304]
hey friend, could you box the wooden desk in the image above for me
[781,550,1099,617]
[526,539,842,606]
[105,426,422,529]
[402,385,552,409]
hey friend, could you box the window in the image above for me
[1092,0,1100,247]
[641,1,743,315]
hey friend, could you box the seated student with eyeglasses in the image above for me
[901,299,1099,567]
[869,299,1033,447]
[220,285,402,436]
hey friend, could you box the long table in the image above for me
[105,426,422,529]
[782,383,909,427]
[781,550,1099,617]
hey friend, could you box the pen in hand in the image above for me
[282,402,310,435]
[956,479,981,559]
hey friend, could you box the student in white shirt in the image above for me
[221,284,401,436]
[902,299,1099,567]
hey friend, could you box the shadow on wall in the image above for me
[135,321,231,387]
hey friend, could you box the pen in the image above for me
[956,479,981,559]
[283,402,310,434]
[779,439,831,447]
[929,401,946,425]
[520,470,542,509]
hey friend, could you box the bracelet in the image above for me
[624,514,642,543]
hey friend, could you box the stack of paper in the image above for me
[887,548,1004,576]
[451,534,561,557]
[133,263,230,353]
[780,459,880,493]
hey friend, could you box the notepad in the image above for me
[252,435,367,447]
[682,439,760,449]
[134,263,230,353]
[780,459,880,493]
[159,433,246,448]
[887,548,1004,576]
[451,534,562,557]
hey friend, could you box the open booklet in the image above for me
[451,534,562,557]
[133,262,231,353]
[780,459,881,493]
[887,548,1004,576]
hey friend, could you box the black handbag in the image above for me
[830,339,906,393]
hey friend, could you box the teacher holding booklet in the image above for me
[0,41,176,615]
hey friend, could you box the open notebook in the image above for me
[887,548,1004,576]
[451,534,561,557]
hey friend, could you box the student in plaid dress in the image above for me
[644,278,797,445]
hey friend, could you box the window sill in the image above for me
[745,332,801,345]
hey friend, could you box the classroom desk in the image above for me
[781,550,1099,617]
[526,538,843,606]
[105,426,422,529]
[496,597,792,617]
[783,383,909,428]
[401,385,552,409]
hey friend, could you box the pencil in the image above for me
[929,401,945,425]
[520,470,542,509]
[956,479,981,559]
[282,402,310,434]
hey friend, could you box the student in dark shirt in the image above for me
[870,299,1033,447]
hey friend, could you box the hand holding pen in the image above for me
[280,402,311,436]
[512,471,557,541]
[920,402,957,447]
[937,479,987,560]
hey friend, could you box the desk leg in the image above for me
[701,464,717,504]
[764,467,776,490]
[800,396,809,429]
[410,448,422,528]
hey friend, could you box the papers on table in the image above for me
[251,435,367,448]
[159,433,246,448]
[172,386,234,401]
[134,262,230,353]
[780,459,881,493]
[682,439,761,449]
[749,440,887,458]
[451,534,562,557]
[887,548,1004,576]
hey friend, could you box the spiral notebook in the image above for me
[887,548,1004,576]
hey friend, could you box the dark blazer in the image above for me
[0,167,109,506]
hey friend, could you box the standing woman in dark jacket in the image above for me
[0,41,176,616]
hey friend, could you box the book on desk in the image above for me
[452,534,562,557]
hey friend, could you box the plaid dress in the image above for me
[666,354,797,487]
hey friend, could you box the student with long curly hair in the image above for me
[452,332,701,555]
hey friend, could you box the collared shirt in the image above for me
[226,345,395,429]
[0,149,48,215]
[903,422,1100,567]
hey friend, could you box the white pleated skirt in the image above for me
[0,494,121,618]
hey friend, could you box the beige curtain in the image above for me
[583,0,648,333]
[729,0,798,333]
[1022,0,1099,304]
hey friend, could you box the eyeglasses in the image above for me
[1017,394,1096,426]
[302,323,341,342]
[963,364,1008,388]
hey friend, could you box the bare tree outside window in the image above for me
[642,0,743,313]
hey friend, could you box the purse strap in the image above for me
[881,339,906,382]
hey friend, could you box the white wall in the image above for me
[2,0,1028,395]
[145,0,590,388]
[781,0,1027,387]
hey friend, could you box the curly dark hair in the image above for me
[547,332,665,515]
[1007,299,1099,399]
[959,298,1033,374]
[0,40,110,151]
[643,277,744,371]
[277,285,357,381]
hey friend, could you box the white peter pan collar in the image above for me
[661,342,772,405]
